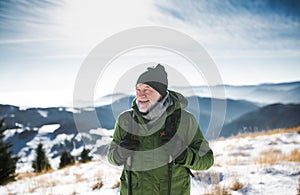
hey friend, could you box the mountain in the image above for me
[1,81,300,171]
[185,96,259,133]
[220,103,300,137]
[223,82,300,104]
[173,81,300,105]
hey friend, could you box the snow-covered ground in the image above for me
[1,129,299,195]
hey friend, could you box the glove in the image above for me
[114,139,140,163]
[161,133,187,164]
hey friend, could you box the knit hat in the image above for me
[136,64,168,97]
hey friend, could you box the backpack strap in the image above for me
[124,110,139,142]
[160,109,181,139]
[160,109,195,178]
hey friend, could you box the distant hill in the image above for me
[173,81,300,105]
[220,103,300,137]
[185,96,259,133]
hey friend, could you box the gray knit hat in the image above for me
[136,64,168,97]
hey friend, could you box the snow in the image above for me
[37,110,48,118]
[90,128,114,137]
[65,107,81,113]
[38,124,60,134]
[1,130,299,195]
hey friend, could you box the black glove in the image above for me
[161,133,187,163]
[114,139,140,163]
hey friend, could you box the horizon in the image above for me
[0,80,299,108]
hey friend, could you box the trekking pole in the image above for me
[168,155,173,195]
[127,156,132,195]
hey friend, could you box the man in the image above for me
[108,64,214,195]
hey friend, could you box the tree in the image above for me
[0,119,19,184]
[32,143,52,173]
[79,148,92,163]
[59,151,75,169]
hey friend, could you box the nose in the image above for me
[137,91,146,97]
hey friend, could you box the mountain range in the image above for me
[1,81,300,169]
[172,81,300,105]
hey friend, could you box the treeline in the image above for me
[32,143,92,172]
[0,119,92,185]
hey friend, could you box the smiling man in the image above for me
[135,83,161,113]
[108,64,214,195]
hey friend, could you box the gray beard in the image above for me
[141,92,173,125]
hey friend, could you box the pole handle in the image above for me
[127,156,132,167]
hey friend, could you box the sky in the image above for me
[0,0,299,107]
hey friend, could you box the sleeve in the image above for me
[176,112,214,170]
[107,113,128,166]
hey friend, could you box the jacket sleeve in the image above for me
[177,112,214,170]
[107,113,128,166]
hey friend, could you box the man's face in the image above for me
[136,83,162,113]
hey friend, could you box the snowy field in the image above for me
[1,128,299,195]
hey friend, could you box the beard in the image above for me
[136,95,161,113]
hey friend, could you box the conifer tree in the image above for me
[0,119,19,184]
[59,151,75,169]
[32,143,52,173]
[79,148,92,163]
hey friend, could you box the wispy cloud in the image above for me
[0,38,62,45]
[154,0,300,54]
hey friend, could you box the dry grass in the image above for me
[225,157,240,166]
[92,179,104,190]
[204,186,231,195]
[257,148,282,165]
[16,165,92,194]
[112,180,120,189]
[27,175,56,193]
[17,169,54,180]
[74,173,88,183]
[230,177,245,191]
[225,154,251,166]
[233,126,300,139]
[256,148,300,165]
[91,171,104,190]
[204,179,231,195]
[288,149,300,162]
[202,172,245,195]
[228,151,250,157]
[16,172,36,180]
[71,191,79,195]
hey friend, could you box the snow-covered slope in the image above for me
[1,127,299,195]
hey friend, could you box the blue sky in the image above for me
[0,0,299,107]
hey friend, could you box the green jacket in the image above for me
[107,91,214,195]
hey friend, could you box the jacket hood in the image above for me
[168,90,188,110]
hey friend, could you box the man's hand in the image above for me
[114,139,140,163]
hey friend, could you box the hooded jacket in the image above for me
[107,90,214,195]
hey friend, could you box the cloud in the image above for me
[0,38,62,45]
[154,0,300,54]
[0,0,62,37]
